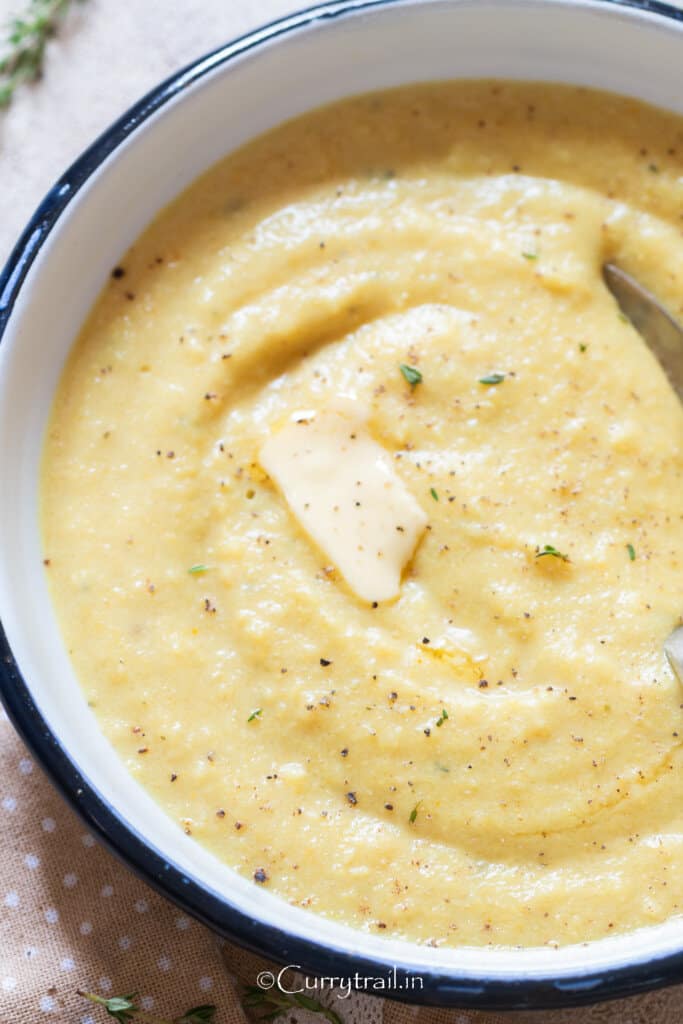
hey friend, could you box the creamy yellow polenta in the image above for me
[42,82,683,948]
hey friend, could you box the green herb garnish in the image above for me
[79,994,137,1024]
[399,363,422,387]
[241,985,343,1024]
[77,992,217,1024]
[409,800,422,824]
[178,1009,218,1024]
[0,0,88,108]
[536,544,570,562]
[430,487,439,501]
[522,251,538,260]
[435,708,449,728]
[247,708,263,722]
[626,543,636,561]
[579,343,587,353]
[188,564,210,575]
[478,372,506,386]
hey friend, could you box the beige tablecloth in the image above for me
[2,2,683,1022]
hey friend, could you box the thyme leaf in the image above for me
[77,993,138,1024]
[399,363,422,387]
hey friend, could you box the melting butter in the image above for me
[259,400,427,602]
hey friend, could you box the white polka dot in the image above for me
[134,899,148,913]
[99,977,112,993]
[40,995,57,1013]
[175,915,190,930]
[118,935,132,951]
[41,818,56,833]
[157,955,172,972]
[2,796,16,812]
[140,997,154,1011]
[4,891,20,908]
[63,873,78,889]
[44,907,59,924]
[19,758,33,775]
[24,853,40,870]
[81,1015,96,1024]
[81,833,95,848]
[2,977,17,992]
[79,921,92,936]
[100,884,114,898]
[199,976,213,992]
[60,958,75,972]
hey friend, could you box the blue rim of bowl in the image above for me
[2,0,683,1010]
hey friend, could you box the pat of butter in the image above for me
[260,400,427,603]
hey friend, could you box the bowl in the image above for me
[2,0,683,1010]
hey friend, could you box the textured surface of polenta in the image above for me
[42,81,683,948]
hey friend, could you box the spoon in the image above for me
[602,263,683,682]
[603,263,683,401]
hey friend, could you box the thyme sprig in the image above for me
[241,984,343,1024]
[535,544,570,563]
[0,0,86,108]
[78,991,216,1024]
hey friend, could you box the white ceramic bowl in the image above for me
[2,0,683,1009]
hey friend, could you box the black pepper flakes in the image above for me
[346,792,358,806]
[111,266,125,279]
[320,658,332,667]
[254,868,268,883]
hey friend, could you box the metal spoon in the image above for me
[603,263,683,401]
[602,263,683,682]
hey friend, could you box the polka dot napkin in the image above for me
[0,709,247,1023]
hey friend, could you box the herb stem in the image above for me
[78,991,216,1024]
[0,0,86,108]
